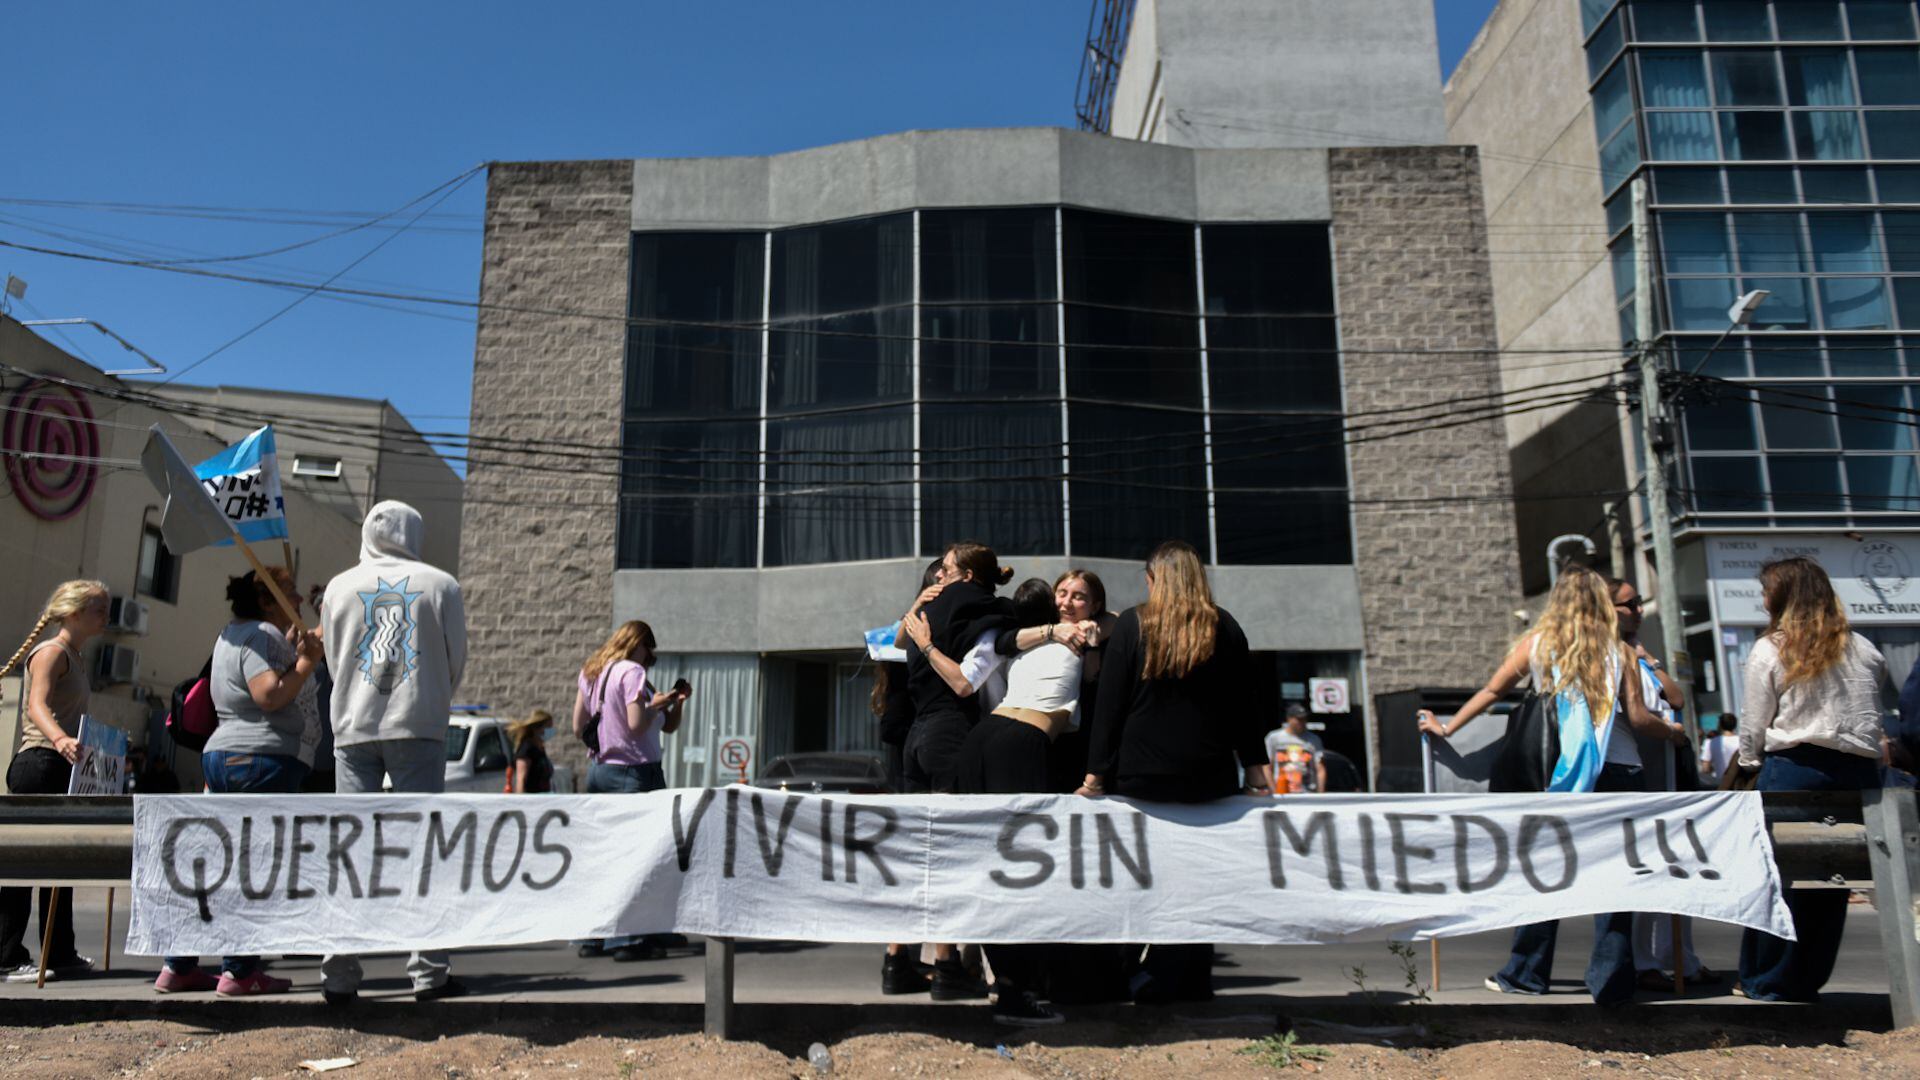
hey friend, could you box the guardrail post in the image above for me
[1864,788,1920,1028]
[704,935,735,1038]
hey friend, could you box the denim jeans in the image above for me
[1739,744,1882,1002]
[165,751,310,978]
[1491,762,1643,1005]
[0,748,77,968]
[322,738,451,993]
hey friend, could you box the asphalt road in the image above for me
[0,891,1893,1010]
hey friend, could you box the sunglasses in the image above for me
[1615,596,1644,612]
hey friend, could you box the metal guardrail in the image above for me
[1,792,1916,1034]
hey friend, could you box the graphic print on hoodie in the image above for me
[356,576,424,691]
[323,500,467,748]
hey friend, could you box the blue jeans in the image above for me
[165,751,309,978]
[587,761,666,794]
[1739,744,1882,1002]
[584,761,667,950]
[1491,763,1642,1006]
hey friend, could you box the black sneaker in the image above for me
[322,988,357,1008]
[993,989,1064,1027]
[414,977,469,1002]
[881,951,932,995]
[929,959,988,1001]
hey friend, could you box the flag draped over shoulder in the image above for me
[139,426,235,556]
[193,425,288,544]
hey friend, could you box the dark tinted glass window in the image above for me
[1850,0,1917,38]
[1067,404,1207,561]
[1720,110,1792,158]
[1061,209,1200,405]
[1714,49,1784,103]
[1802,166,1872,201]
[1846,455,1920,508]
[1702,1,1773,40]
[920,208,1059,402]
[622,232,765,568]
[764,409,913,565]
[617,421,758,569]
[769,215,912,411]
[1655,166,1726,203]
[920,403,1063,557]
[1775,1,1845,39]
[1768,454,1844,510]
[1883,165,1920,200]
[1855,47,1920,104]
[1885,210,1920,269]
[1727,165,1801,201]
[1200,223,1348,565]
[1690,455,1767,509]
[1686,386,1761,449]
[1837,384,1916,448]
[1633,0,1703,40]
[627,232,764,417]
[1829,334,1904,374]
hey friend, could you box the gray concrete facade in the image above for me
[1109,0,1447,149]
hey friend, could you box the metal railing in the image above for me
[1,791,1916,1034]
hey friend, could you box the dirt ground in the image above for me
[1,1009,1916,1079]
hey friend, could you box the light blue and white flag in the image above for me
[864,622,906,662]
[195,425,288,544]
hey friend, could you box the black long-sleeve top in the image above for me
[1084,605,1264,785]
[904,580,1015,727]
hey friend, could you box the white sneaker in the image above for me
[3,962,51,983]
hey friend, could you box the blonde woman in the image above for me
[1415,564,1676,1006]
[0,580,108,983]
[1735,557,1891,1003]
[1077,540,1263,1004]
[571,620,688,961]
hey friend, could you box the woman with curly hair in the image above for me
[1735,557,1891,1002]
[1416,564,1677,1005]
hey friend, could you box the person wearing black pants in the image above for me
[0,579,109,983]
[1077,542,1267,1004]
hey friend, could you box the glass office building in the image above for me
[1582,0,1920,709]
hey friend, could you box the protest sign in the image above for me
[67,716,128,796]
[128,790,1792,956]
[194,425,288,545]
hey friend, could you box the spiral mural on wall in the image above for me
[2,379,100,521]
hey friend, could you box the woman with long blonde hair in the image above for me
[570,619,688,961]
[1076,540,1262,1003]
[1735,557,1890,1002]
[1,580,109,982]
[1416,563,1677,1005]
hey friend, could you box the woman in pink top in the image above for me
[570,619,689,961]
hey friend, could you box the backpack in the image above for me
[165,656,217,752]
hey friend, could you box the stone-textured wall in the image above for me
[1330,146,1522,717]
[461,161,632,779]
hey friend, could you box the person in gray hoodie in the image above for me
[318,499,468,1005]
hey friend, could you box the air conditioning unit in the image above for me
[107,596,149,636]
[94,644,141,687]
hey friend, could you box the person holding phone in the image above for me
[571,619,689,961]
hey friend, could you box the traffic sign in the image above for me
[1308,678,1350,714]
[718,736,755,781]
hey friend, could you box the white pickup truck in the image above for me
[442,707,575,793]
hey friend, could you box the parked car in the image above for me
[442,707,576,793]
[752,752,889,794]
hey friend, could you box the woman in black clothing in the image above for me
[1078,540,1268,1002]
[875,560,944,795]
[901,541,1018,795]
[508,711,555,794]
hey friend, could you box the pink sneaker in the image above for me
[215,969,292,997]
[153,966,219,994]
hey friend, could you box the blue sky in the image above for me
[1,1,1498,469]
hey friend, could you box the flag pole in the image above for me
[281,540,295,573]
[234,532,308,636]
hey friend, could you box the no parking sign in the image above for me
[718,736,756,781]
[1308,678,1350,714]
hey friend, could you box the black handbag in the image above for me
[581,665,612,758]
[1492,687,1560,793]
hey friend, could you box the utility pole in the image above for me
[1630,175,1696,738]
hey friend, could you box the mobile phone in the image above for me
[673,677,691,695]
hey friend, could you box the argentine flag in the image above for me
[194,425,289,544]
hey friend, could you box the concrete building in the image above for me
[1448,0,1920,719]
[150,384,464,574]
[1,316,366,789]
[460,1,1520,790]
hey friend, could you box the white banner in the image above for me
[127,791,1793,956]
